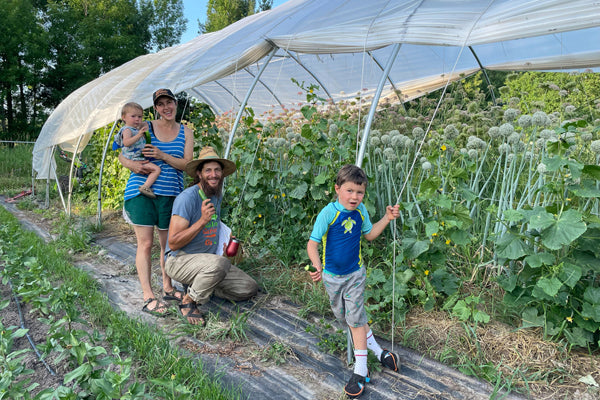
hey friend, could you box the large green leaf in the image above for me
[584,286,600,305]
[449,228,471,246]
[430,268,460,296]
[425,221,439,237]
[367,268,387,285]
[540,209,587,250]
[581,302,600,322]
[503,209,525,223]
[535,276,563,297]
[521,307,544,328]
[524,252,555,268]
[402,238,430,259]
[289,181,308,199]
[564,327,594,347]
[525,207,555,231]
[582,164,600,180]
[569,181,600,198]
[452,300,471,321]
[559,263,582,288]
[496,231,530,260]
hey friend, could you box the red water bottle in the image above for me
[226,237,240,257]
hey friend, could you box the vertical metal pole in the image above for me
[356,43,401,168]
[51,155,67,212]
[97,121,119,226]
[347,327,354,366]
[31,162,35,197]
[67,134,85,216]
[45,146,56,209]
[224,47,278,159]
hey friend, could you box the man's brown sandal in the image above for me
[142,298,169,317]
[178,302,205,326]
[163,288,184,302]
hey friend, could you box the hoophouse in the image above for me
[31,0,600,215]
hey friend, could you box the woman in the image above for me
[118,88,194,316]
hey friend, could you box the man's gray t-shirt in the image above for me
[165,185,221,256]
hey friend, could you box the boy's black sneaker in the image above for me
[380,349,399,372]
[344,373,369,398]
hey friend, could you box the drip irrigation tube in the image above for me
[7,279,56,376]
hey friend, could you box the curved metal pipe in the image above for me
[356,43,401,168]
[225,47,278,159]
[96,120,119,226]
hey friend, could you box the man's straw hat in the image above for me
[184,146,236,178]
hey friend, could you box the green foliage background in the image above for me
[67,71,600,349]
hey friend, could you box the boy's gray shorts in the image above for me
[322,267,368,328]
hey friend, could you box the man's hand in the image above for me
[200,199,216,224]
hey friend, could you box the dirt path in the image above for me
[2,198,528,400]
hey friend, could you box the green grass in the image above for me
[0,207,242,399]
[0,143,34,194]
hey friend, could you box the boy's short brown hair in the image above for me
[336,164,368,187]
[121,102,143,117]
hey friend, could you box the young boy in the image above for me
[115,102,160,198]
[306,164,401,399]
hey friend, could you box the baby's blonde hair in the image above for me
[121,102,143,117]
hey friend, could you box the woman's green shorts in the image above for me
[123,194,175,230]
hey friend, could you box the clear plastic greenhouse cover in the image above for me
[33,0,600,179]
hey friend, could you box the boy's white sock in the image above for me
[366,330,384,360]
[353,349,369,377]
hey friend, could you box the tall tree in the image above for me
[0,0,47,140]
[0,0,187,141]
[146,0,187,50]
[200,0,272,34]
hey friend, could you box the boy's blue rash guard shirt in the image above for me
[309,201,373,276]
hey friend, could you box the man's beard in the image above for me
[200,178,223,197]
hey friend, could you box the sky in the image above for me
[181,0,289,44]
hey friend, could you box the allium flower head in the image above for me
[540,129,554,139]
[468,149,478,159]
[507,132,521,145]
[531,111,550,127]
[499,123,514,137]
[535,138,546,149]
[443,124,460,140]
[517,115,532,128]
[391,135,403,147]
[581,132,593,142]
[564,132,576,144]
[383,147,397,161]
[412,127,425,139]
[537,163,547,174]
[422,161,432,170]
[503,108,519,122]
[591,140,600,154]
[488,126,500,139]
[370,136,381,147]
[565,105,577,115]
[498,143,511,154]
